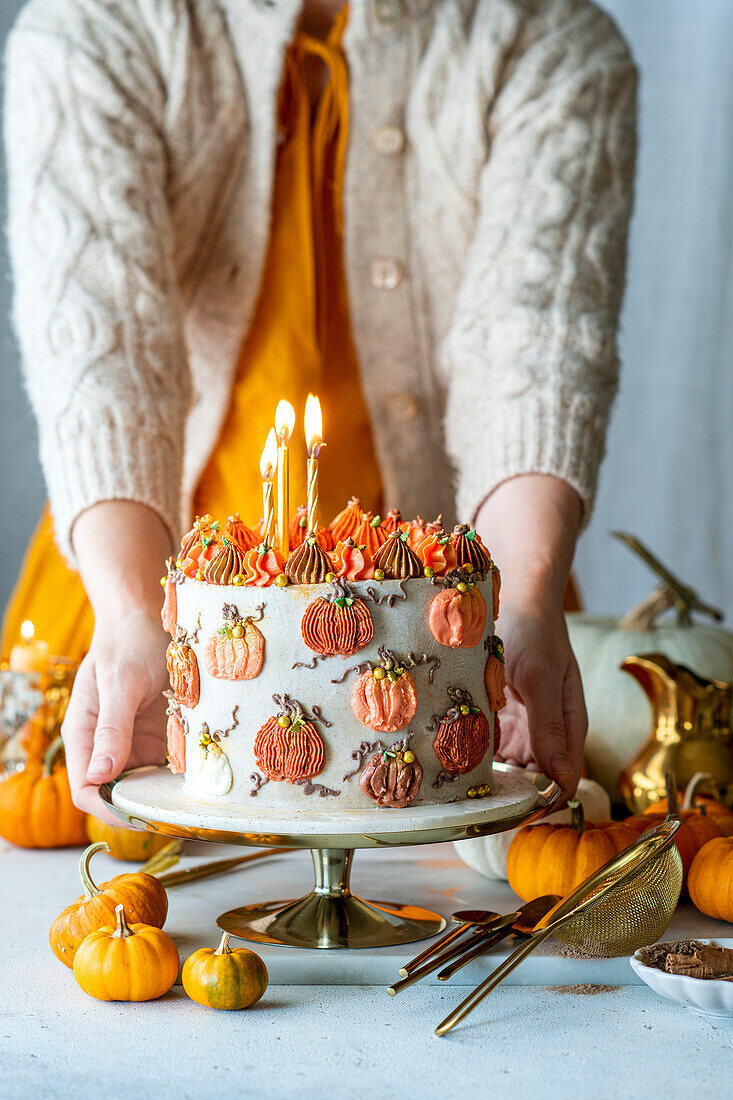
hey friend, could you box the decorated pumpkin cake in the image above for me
[161,505,505,812]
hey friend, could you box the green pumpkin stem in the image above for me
[569,799,586,835]
[214,931,233,956]
[79,841,109,899]
[113,904,134,939]
[42,735,65,776]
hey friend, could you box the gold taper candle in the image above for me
[275,400,295,557]
[259,428,278,547]
[304,394,324,533]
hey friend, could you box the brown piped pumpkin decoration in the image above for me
[204,538,247,585]
[164,691,187,774]
[431,687,491,775]
[224,513,259,553]
[428,569,487,648]
[285,535,333,584]
[484,635,507,711]
[360,741,423,808]
[451,524,494,574]
[0,735,87,849]
[381,508,403,534]
[253,695,325,782]
[289,505,334,551]
[205,603,265,680]
[352,511,388,557]
[351,646,418,733]
[301,578,374,656]
[372,530,423,579]
[329,496,363,542]
[49,841,168,968]
[73,904,179,1002]
[166,628,200,708]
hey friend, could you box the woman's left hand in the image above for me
[493,594,587,803]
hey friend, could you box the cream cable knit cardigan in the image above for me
[4,0,636,561]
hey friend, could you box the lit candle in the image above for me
[275,399,295,558]
[9,620,50,674]
[304,394,324,533]
[260,428,278,547]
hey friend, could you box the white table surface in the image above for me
[2,837,732,1099]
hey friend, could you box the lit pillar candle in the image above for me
[9,620,50,673]
[304,393,324,534]
[259,428,278,547]
[275,399,295,558]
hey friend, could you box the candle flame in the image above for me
[275,399,296,444]
[260,427,278,480]
[20,620,35,642]
[304,393,323,456]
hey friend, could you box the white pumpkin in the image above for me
[454,776,610,881]
[189,741,233,797]
[568,614,733,799]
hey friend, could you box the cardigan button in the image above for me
[370,258,404,290]
[388,392,419,421]
[371,125,405,155]
[374,0,402,23]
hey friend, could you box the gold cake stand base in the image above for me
[101,764,560,950]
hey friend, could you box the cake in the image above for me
[161,506,505,812]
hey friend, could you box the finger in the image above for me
[561,656,588,793]
[61,659,100,812]
[86,677,139,784]
[524,675,575,801]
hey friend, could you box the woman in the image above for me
[3,0,636,819]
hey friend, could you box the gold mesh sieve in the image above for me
[435,818,683,1035]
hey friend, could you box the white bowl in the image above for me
[630,940,733,1018]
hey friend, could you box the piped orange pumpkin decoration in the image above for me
[224,513,259,553]
[484,635,507,711]
[301,578,374,657]
[49,841,168,967]
[73,904,179,1002]
[179,514,221,578]
[253,695,326,783]
[381,508,403,534]
[688,837,733,923]
[289,505,334,551]
[431,687,492,775]
[166,628,200,708]
[428,569,487,648]
[360,741,423,808]
[182,931,269,1010]
[205,602,265,680]
[242,543,286,587]
[160,557,179,635]
[351,646,418,733]
[352,511,388,557]
[0,735,87,849]
[507,800,648,902]
[85,817,171,863]
[329,495,364,542]
[331,538,373,581]
[164,691,187,774]
[400,515,427,552]
[416,517,458,576]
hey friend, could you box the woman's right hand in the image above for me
[62,609,169,821]
[63,501,175,821]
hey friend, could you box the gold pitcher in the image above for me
[618,653,733,813]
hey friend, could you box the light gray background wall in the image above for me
[1,1,731,635]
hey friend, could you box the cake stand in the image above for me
[101,763,560,950]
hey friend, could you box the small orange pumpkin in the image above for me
[0,736,87,849]
[301,579,374,657]
[507,800,646,902]
[205,603,265,680]
[49,841,168,967]
[428,572,487,648]
[360,743,423,807]
[253,696,325,782]
[166,628,200,708]
[431,687,491,775]
[688,837,733,922]
[164,691,187,774]
[643,774,733,889]
[85,817,171,862]
[351,648,418,733]
[182,931,269,1010]
[329,496,364,542]
[643,772,733,831]
[73,904,179,1002]
[484,635,507,711]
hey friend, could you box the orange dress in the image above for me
[1,12,384,661]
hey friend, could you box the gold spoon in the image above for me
[436,896,560,981]
[398,909,503,978]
